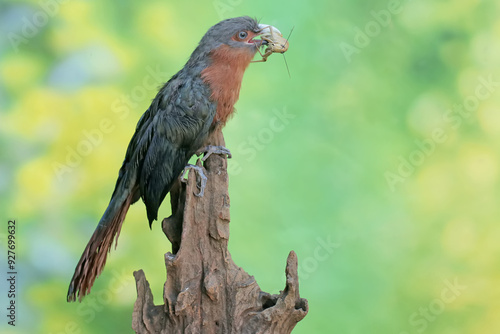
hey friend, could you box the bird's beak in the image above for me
[257,24,283,37]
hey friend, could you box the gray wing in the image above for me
[136,79,215,224]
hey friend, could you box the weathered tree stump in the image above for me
[132,130,308,333]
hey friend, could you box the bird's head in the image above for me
[188,16,280,67]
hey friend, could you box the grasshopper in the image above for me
[252,25,289,63]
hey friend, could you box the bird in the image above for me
[67,16,281,302]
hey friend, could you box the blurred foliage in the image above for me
[1,0,500,333]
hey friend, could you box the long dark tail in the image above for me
[67,189,135,302]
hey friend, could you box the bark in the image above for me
[132,130,308,334]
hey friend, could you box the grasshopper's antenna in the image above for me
[283,54,291,78]
[286,26,295,41]
[283,26,294,78]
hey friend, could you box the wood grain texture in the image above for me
[132,130,308,333]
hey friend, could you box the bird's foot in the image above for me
[196,145,232,162]
[180,164,207,197]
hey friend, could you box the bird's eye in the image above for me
[238,31,248,40]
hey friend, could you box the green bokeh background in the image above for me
[1,0,499,333]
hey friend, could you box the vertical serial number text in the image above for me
[6,220,16,326]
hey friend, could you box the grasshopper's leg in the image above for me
[251,49,271,63]
[251,46,268,63]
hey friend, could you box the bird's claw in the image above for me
[196,145,232,162]
[180,164,207,197]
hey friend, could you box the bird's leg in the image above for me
[180,164,207,197]
[196,145,232,162]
